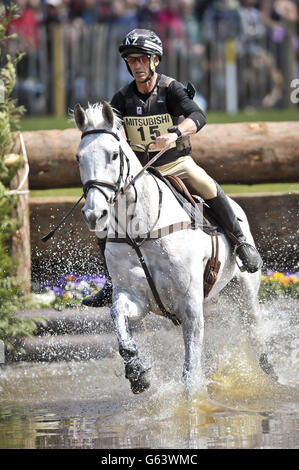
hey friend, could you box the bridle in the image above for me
[81,129,131,204]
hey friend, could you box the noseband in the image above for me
[81,129,130,203]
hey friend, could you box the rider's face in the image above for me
[126,54,155,82]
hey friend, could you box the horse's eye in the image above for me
[112,151,118,161]
[76,154,80,163]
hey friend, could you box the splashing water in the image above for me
[0,295,298,449]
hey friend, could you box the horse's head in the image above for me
[74,101,123,234]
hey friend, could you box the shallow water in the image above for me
[0,298,298,449]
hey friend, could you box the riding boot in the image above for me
[82,237,113,307]
[206,183,263,273]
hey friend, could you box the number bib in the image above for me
[123,113,176,152]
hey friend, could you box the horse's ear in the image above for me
[74,103,87,131]
[102,101,114,128]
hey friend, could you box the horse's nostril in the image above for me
[82,208,108,230]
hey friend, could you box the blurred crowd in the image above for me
[6,0,299,51]
[4,0,299,112]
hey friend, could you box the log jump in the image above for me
[13,121,299,189]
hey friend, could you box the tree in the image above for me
[0,2,39,355]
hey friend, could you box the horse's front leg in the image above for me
[181,293,205,395]
[237,272,278,381]
[110,288,151,394]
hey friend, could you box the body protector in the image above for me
[120,74,192,167]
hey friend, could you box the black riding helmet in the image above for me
[119,29,163,81]
[119,29,163,60]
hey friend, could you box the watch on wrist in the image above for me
[168,125,182,140]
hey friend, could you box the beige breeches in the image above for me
[156,155,217,200]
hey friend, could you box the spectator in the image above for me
[260,0,298,106]
[43,0,62,27]
[202,0,242,42]
[201,1,242,110]
[108,0,139,35]
[260,0,298,42]
[238,0,267,40]
[179,0,207,110]
[194,0,214,20]
[138,0,162,28]
[180,0,204,54]
[80,0,101,25]
[68,0,86,24]
[10,0,41,50]
[238,0,284,108]
[154,0,185,53]
[107,1,140,91]
[97,0,113,23]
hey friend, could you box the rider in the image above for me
[82,28,262,307]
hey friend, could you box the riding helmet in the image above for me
[119,29,163,61]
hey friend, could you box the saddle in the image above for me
[148,168,221,299]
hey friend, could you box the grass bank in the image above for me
[29,182,299,198]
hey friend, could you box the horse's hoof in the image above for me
[130,373,151,394]
[125,357,150,380]
[125,358,151,394]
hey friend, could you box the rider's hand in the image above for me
[149,132,178,150]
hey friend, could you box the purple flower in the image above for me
[41,281,51,290]
[81,287,90,296]
[265,269,274,276]
[52,286,63,296]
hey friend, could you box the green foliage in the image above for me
[0,3,38,352]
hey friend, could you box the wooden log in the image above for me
[192,121,299,184]
[29,192,299,276]
[13,129,81,190]
[12,121,299,189]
